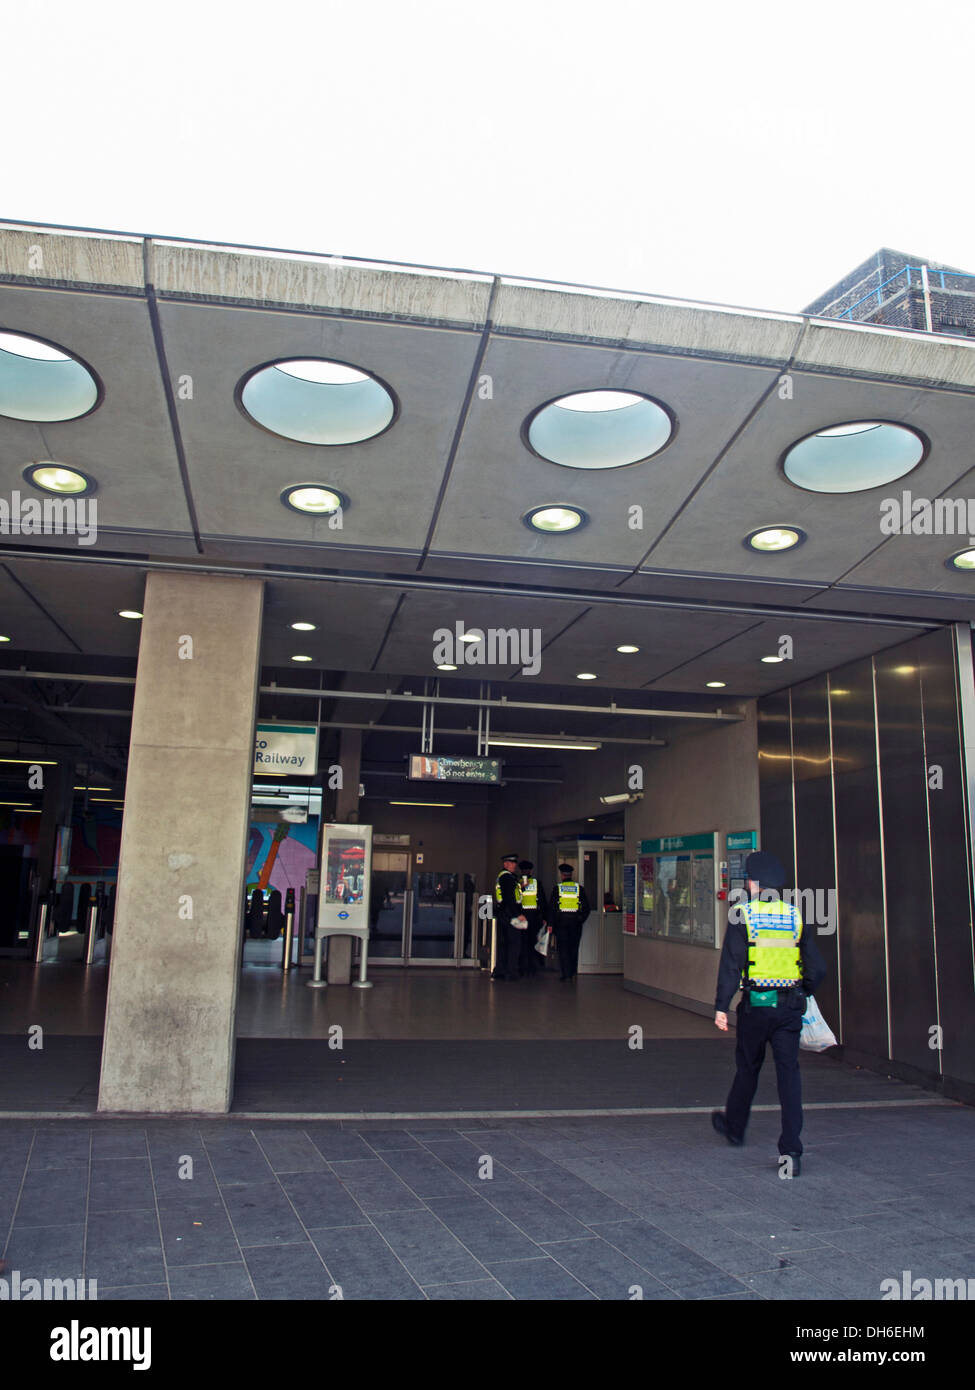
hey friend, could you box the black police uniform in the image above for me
[714,854,826,1160]
[548,872,590,980]
[517,861,547,977]
[492,858,523,980]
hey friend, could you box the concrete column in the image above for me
[326,729,361,984]
[98,572,263,1113]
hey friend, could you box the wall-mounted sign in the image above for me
[255,722,319,775]
[640,833,716,854]
[409,754,501,784]
[727,831,758,852]
[375,832,410,845]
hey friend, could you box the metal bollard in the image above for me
[282,888,296,971]
[307,934,327,988]
[296,886,307,967]
[33,890,55,964]
[83,896,99,966]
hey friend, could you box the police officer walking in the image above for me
[517,860,546,977]
[711,850,826,1174]
[548,863,590,981]
[492,852,523,981]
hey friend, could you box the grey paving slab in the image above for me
[168,1262,256,1300]
[25,1131,90,1169]
[89,1129,148,1160]
[379,1150,475,1199]
[253,1129,329,1174]
[84,1210,165,1287]
[242,1241,336,1300]
[14,1166,89,1227]
[201,1135,276,1187]
[328,1174,426,1214]
[159,1199,241,1267]
[97,1284,169,1300]
[368,1209,488,1285]
[280,1172,371,1230]
[88,1157,155,1214]
[1,1222,85,1279]
[735,1264,849,1300]
[354,1129,425,1151]
[307,1224,427,1300]
[424,1196,543,1262]
[541,1235,676,1300]
[221,1182,308,1247]
[589,1218,746,1297]
[484,1187,593,1243]
[304,1128,376,1162]
[486,1256,597,1300]
[424,1278,512,1299]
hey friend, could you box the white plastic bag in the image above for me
[534,926,550,957]
[800,995,837,1052]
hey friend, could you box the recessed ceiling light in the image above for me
[290,622,317,631]
[0,635,10,643]
[240,358,395,444]
[745,527,805,552]
[74,786,111,791]
[436,663,458,671]
[782,421,925,493]
[0,331,100,422]
[458,632,482,643]
[761,656,784,664]
[24,463,95,495]
[706,681,726,688]
[389,800,455,807]
[524,504,587,533]
[525,390,674,470]
[487,737,601,750]
[830,689,850,696]
[947,548,975,572]
[617,645,640,653]
[893,665,916,675]
[577,672,598,680]
[281,484,346,515]
[291,654,313,662]
[118,610,143,620]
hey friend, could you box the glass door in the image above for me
[407,870,461,964]
[367,851,410,962]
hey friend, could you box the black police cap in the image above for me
[744,850,785,888]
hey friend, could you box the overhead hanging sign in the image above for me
[640,832,716,854]
[409,754,501,784]
[254,723,319,775]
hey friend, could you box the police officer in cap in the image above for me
[492,853,523,980]
[517,860,546,977]
[712,850,826,1174]
[549,863,590,981]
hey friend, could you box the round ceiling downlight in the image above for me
[239,358,395,445]
[947,548,975,572]
[524,504,587,533]
[24,463,94,495]
[782,421,925,493]
[0,331,100,422]
[525,389,674,470]
[281,484,346,515]
[745,526,805,553]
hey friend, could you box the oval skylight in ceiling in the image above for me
[0,330,100,422]
[239,358,396,444]
[782,421,926,493]
[525,389,674,469]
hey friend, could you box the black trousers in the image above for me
[520,911,544,974]
[553,917,583,977]
[725,992,804,1154]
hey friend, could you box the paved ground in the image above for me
[2,1103,972,1300]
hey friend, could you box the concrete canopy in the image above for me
[1,219,972,778]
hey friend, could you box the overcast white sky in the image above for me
[4,0,973,313]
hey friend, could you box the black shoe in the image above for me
[711,1111,743,1147]
[780,1152,801,1177]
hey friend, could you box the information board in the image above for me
[409,754,501,784]
[636,832,719,947]
[622,862,637,935]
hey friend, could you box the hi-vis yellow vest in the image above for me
[742,899,802,987]
[521,878,538,909]
[557,881,580,912]
[495,872,523,906]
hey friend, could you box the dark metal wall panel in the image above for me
[921,628,975,1086]
[757,692,794,883]
[875,640,938,1073]
[830,657,889,1059]
[790,676,840,1029]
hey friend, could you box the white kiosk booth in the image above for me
[307,822,374,989]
